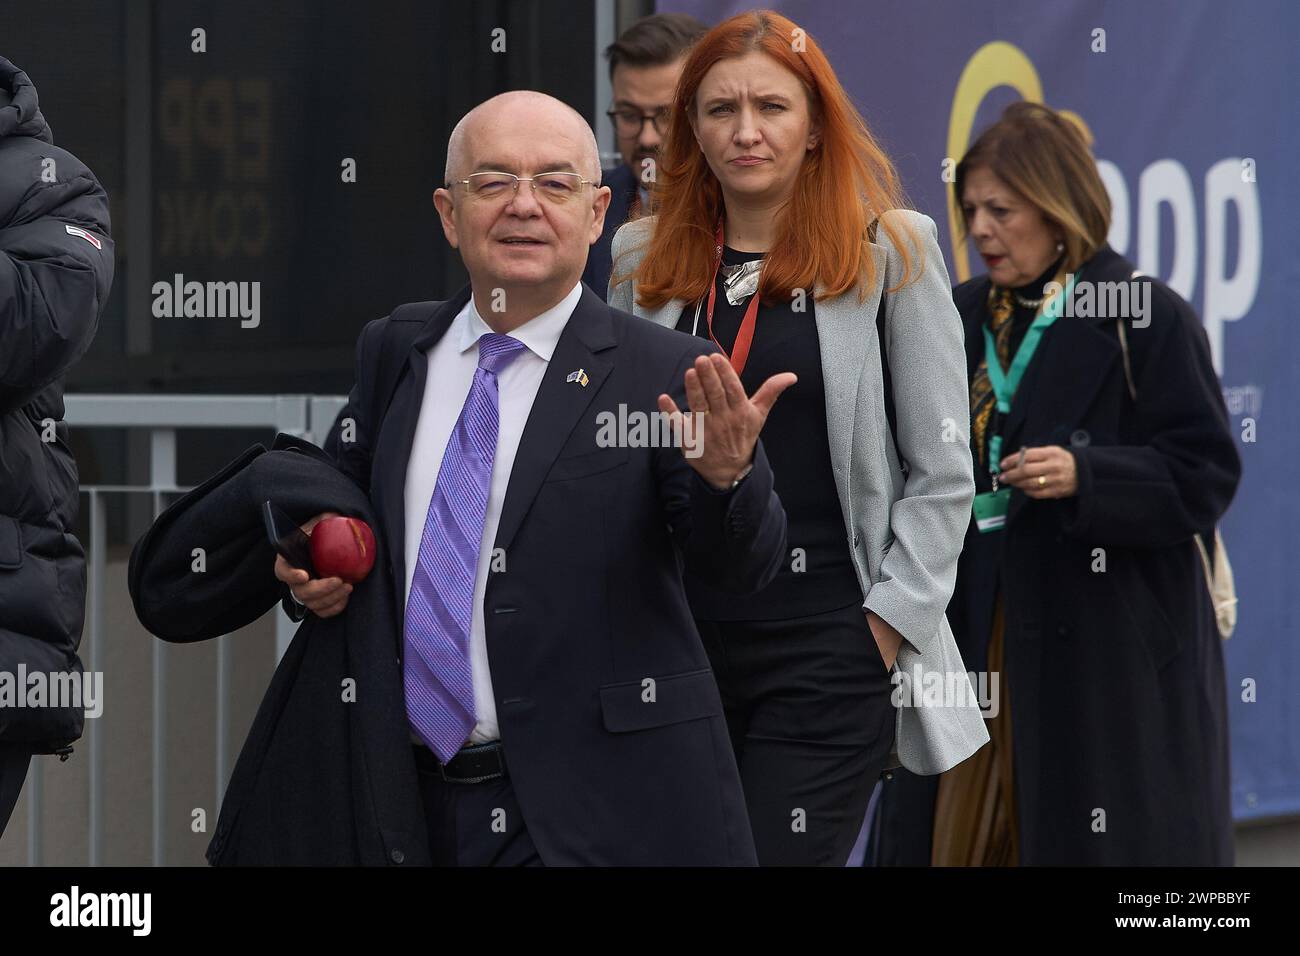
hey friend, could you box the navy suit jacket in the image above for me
[309,281,785,864]
[581,163,640,301]
[131,283,786,865]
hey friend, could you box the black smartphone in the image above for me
[262,500,315,576]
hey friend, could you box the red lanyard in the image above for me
[704,219,761,376]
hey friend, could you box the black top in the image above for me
[674,245,862,620]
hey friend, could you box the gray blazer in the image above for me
[608,209,989,774]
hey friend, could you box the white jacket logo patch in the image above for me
[64,224,102,250]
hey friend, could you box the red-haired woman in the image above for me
[609,10,988,865]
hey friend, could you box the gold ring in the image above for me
[1037,475,1047,487]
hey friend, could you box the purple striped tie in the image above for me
[405,331,528,762]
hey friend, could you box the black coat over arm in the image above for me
[129,434,425,865]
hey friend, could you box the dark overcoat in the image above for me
[129,433,431,865]
[875,245,1241,865]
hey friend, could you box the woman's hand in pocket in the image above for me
[866,611,904,671]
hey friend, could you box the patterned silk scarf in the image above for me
[970,287,1015,469]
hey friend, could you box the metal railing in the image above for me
[21,393,348,867]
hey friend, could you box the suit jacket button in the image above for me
[1070,429,1091,447]
[1057,625,1069,636]
[390,848,405,864]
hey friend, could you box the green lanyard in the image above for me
[981,273,1076,473]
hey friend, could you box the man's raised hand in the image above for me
[657,352,796,490]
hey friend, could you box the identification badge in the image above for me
[972,488,1011,533]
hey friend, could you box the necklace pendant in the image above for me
[722,257,763,305]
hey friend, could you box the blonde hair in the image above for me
[955,101,1111,274]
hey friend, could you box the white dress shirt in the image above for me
[404,281,583,746]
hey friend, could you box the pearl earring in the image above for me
[1056,240,1064,253]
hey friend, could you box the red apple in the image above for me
[310,516,377,584]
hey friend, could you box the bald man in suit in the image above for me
[276,91,793,865]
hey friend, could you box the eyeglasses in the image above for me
[606,107,672,137]
[449,171,594,204]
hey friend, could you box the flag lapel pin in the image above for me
[565,368,589,387]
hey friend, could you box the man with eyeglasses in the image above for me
[581,12,707,300]
[278,90,793,865]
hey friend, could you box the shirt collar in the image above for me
[455,281,583,362]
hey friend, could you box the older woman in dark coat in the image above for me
[876,102,1241,866]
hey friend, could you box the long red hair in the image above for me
[613,9,918,309]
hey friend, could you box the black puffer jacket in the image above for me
[0,57,113,753]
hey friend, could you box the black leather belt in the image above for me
[412,740,507,783]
